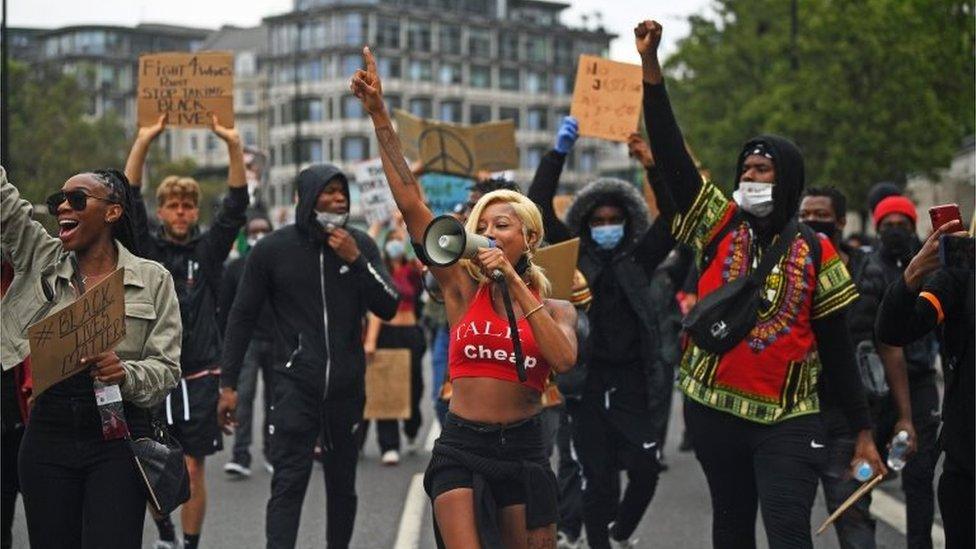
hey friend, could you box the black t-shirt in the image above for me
[587,263,642,368]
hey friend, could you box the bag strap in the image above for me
[751,218,800,283]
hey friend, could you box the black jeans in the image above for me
[1,425,22,549]
[875,377,941,549]
[266,386,363,549]
[938,454,975,549]
[18,394,148,549]
[360,325,426,453]
[555,400,584,540]
[233,338,275,467]
[818,409,875,549]
[577,384,660,549]
[684,398,826,549]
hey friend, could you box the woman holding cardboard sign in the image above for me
[0,166,181,548]
[352,46,578,548]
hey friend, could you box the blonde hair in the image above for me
[462,189,551,297]
[156,175,201,206]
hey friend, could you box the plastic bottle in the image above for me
[887,430,911,471]
[853,460,874,482]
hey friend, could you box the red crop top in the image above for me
[448,285,551,393]
[392,263,422,313]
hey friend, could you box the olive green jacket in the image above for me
[1,167,181,407]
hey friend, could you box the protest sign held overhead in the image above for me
[28,269,126,397]
[394,110,518,177]
[138,51,235,128]
[354,158,397,225]
[570,55,643,142]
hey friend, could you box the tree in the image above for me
[5,61,130,203]
[663,0,975,210]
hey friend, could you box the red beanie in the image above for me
[873,196,917,228]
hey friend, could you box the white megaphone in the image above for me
[423,215,502,280]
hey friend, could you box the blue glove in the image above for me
[554,116,579,155]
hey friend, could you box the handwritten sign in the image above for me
[28,269,126,397]
[570,55,643,142]
[420,173,472,216]
[354,158,398,225]
[138,51,235,128]
[364,349,412,420]
[394,110,518,177]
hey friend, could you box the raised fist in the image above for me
[634,20,663,58]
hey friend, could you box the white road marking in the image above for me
[425,420,441,453]
[393,473,428,549]
[871,488,945,548]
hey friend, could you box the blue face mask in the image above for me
[590,224,625,250]
[385,239,406,259]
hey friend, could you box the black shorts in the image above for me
[424,412,556,511]
[158,374,223,458]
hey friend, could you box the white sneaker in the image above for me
[153,540,182,549]
[264,462,274,474]
[556,531,583,549]
[223,461,252,478]
[610,536,639,548]
[381,450,400,465]
[404,436,421,455]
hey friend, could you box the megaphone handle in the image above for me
[490,269,504,282]
[496,280,528,382]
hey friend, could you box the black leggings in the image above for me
[684,398,826,549]
[18,394,148,549]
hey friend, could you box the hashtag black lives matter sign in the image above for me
[28,268,127,396]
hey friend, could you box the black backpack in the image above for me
[683,218,804,355]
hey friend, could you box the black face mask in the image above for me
[803,220,837,240]
[880,226,916,260]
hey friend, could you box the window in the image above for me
[377,57,402,79]
[525,71,546,93]
[207,135,217,151]
[467,29,491,57]
[377,16,400,49]
[439,100,462,123]
[342,55,362,78]
[241,89,256,108]
[552,73,570,95]
[342,95,364,119]
[408,21,432,52]
[524,146,545,170]
[342,13,366,46]
[469,104,491,124]
[578,150,596,173]
[527,107,548,131]
[385,94,402,112]
[190,135,199,151]
[499,107,520,129]
[409,98,432,118]
[526,36,548,63]
[438,63,462,85]
[299,59,324,82]
[244,129,257,146]
[439,25,462,54]
[408,60,432,81]
[342,137,369,162]
[499,68,519,91]
[469,65,491,88]
[299,139,323,163]
[554,38,573,66]
[296,98,323,122]
[499,33,519,60]
[236,52,257,76]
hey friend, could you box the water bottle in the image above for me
[887,430,911,471]
[853,460,874,482]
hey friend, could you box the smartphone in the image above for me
[929,203,962,231]
[939,235,975,270]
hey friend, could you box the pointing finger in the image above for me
[363,46,377,75]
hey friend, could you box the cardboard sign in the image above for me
[354,158,397,225]
[138,51,235,128]
[28,269,126,397]
[394,110,518,177]
[570,55,643,142]
[533,238,580,301]
[364,349,412,420]
[420,173,472,216]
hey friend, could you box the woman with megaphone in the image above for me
[352,46,578,549]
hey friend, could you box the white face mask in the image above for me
[315,211,348,232]
[733,181,775,218]
[246,231,268,248]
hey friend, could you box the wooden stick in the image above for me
[816,474,885,535]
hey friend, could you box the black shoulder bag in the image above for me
[682,218,800,355]
[129,419,191,515]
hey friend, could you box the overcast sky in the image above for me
[9,0,713,61]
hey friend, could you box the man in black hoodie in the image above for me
[219,164,399,549]
[125,114,248,549]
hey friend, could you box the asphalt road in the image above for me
[11,363,938,548]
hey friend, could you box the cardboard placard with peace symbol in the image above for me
[393,110,518,177]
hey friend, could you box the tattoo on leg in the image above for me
[376,126,416,185]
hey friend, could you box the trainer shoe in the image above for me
[224,461,252,478]
[404,436,421,455]
[381,449,400,465]
[153,540,182,549]
[610,536,639,548]
[264,462,274,474]
[556,530,583,549]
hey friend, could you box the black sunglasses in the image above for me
[46,189,117,216]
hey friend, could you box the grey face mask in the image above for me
[315,211,348,232]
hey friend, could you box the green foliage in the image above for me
[5,61,130,203]
[664,0,975,210]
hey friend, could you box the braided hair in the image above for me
[89,169,142,257]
